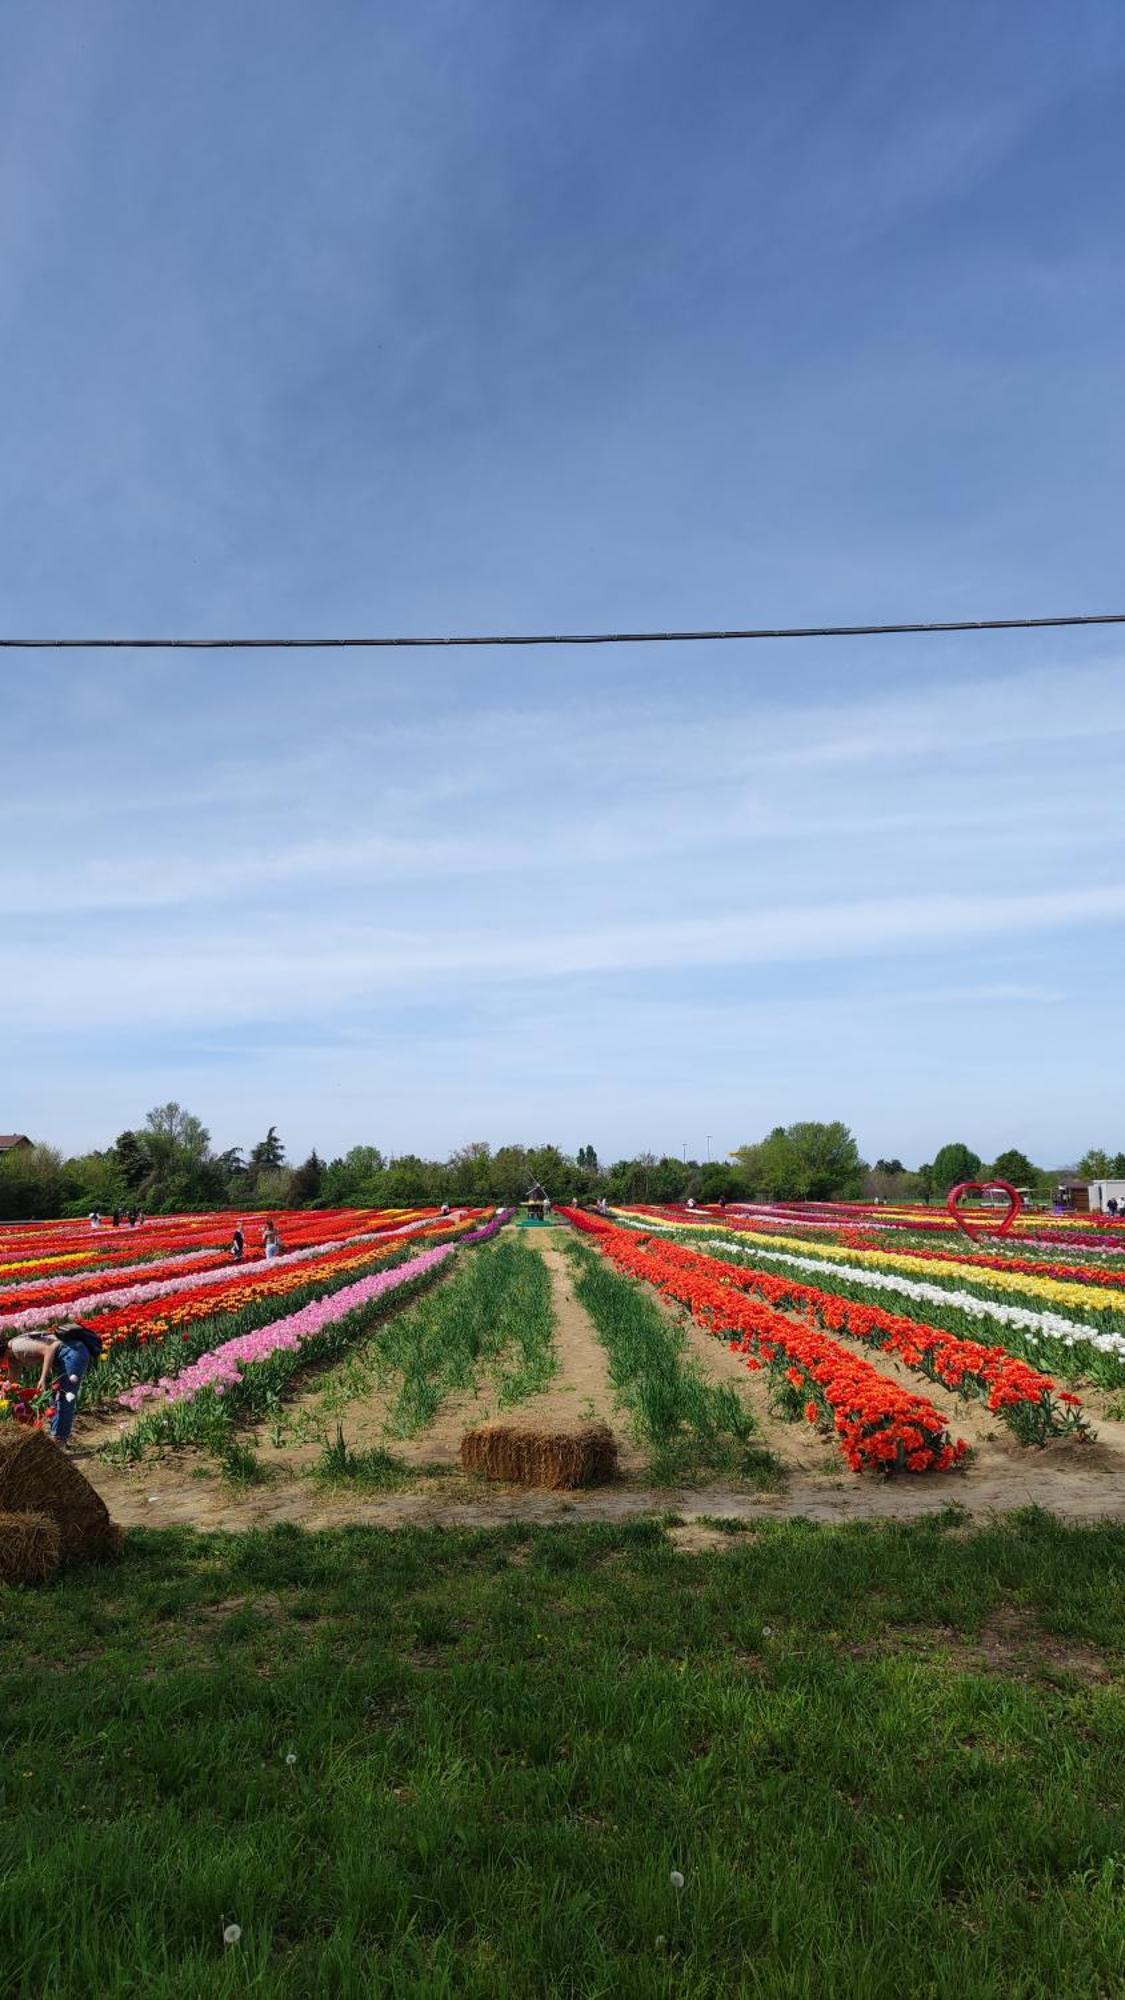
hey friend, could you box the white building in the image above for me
[1085,1179,1125,1214]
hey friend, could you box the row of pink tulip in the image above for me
[118,1243,457,1410]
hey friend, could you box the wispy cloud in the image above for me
[3,1,1125,1157]
[2,884,1122,1032]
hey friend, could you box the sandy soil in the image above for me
[75,1226,1125,1534]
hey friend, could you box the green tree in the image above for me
[642,1156,686,1202]
[489,1146,532,1204]
[990,1149,1038,1187]
[699,1162,748,1202]
[786,1122,864,1200]
[733,1121,863,1201]
[605,1153,657,1202]
[249,1126,285,1175]
[113,1130,149,1193]
[322,1147,387,1205]
[145,1102,211,1167]
[729,1141,764,1194]
[141,1103,218,1210]
[61,1150,130,1215]
[526,1145,572,1197]
[214,1147,247,1190]
[568,1145,603,1200]
[289,1150,324,1205]
[754,1129,810,1200]
[446,1142,493,1203]
[247,1166,295,1211]
[380,1154,444,1204]
[930,1143,983,1194]
[1077,1148,1112,1179]
[865,1160,912,1202]
[0,1143,65,1220]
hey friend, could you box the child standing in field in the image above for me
[230,1223,246,1262]
[263,1222,282,1260]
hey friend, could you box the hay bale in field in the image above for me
[0,1429,119,1562]
[0,1510,62,1585]
[461,1419,617,1490]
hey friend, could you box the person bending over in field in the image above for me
[0,1322,103,1448]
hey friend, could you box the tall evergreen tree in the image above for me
[249,1126,286,1174]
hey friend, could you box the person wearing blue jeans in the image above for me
[0,1322,99,1445]
[49,1332,95,1443]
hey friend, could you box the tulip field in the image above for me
[561,1193,1125,1487]
[4,1194,1125,1510]
[0,1207,495,1439]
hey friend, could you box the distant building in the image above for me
[1086,1179,1125,1215]
[0,1134,32,1155]
[1053,1177,1125,1214]
[1055,1177,1090,1212]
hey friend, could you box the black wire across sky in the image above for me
[1,611,1124,651]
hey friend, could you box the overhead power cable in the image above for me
[1,610,1124,651]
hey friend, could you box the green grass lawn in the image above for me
[3,1511,1125,1998]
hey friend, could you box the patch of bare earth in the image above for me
[666,1522,756,1554]
[850,1607,1114,1683]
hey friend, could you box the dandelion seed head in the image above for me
[223,1923,242,1946]
[669,1870,685,1890]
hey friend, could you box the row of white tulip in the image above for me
[700,1238,1125,1360]
[607,1210,1125,1355]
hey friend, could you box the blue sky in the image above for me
[3,0,1124,1168]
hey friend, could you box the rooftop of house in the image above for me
[0,1134,33,1152]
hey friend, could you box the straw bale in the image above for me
[0,1428,119,1562]
[0,1510,62,1585]
[461,1419,617,1490]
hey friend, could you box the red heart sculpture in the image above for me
[947,1179,1022,1243]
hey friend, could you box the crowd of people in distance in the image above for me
[88,1207,145,1228]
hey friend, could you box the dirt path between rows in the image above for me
[79,1229,644,1529]
[74,1226,1125,1533]
[251,1228,644,1476]
[508,1233,646,1471]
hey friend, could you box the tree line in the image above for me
[0,1107,1115,1221]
